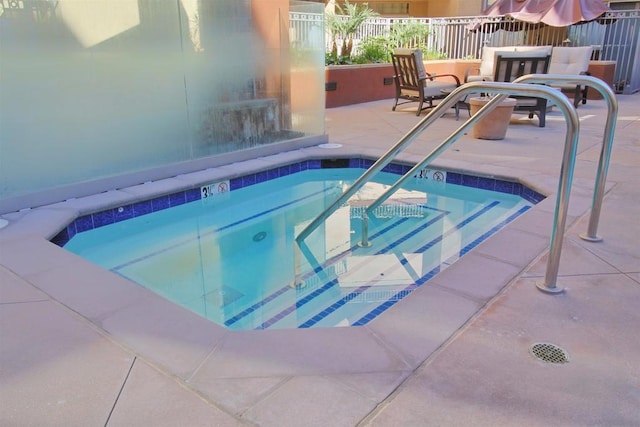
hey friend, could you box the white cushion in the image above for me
[479,46,515,77]
[516,45,553,55]
[549,46,593,75]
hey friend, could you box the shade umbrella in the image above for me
[482,0,610,27]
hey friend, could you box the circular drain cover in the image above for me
[253,231,267,242]
[529,342,570,364]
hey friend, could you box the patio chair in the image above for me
[492,52,552,127]
[391,48,460,116]
[548,46,593,108]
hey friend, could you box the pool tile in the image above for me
[241,174,257,188]
[494,180,514,194]
[278,165,291,177]
[229,177,243,190]
[477,176,495,191]
[362,159,375,168]
[93,209,115,227]
[512,182,525,196]
[255,170,269,184]
[169,192,186,207]
[114,205,134,221]
[151,196,170,212]
[461,174,479,188]
[383,163,404,174]
[267,168,280,180]
[348,159,361,168]
[289,162,302,173]
[132,200,153,217]
[446,172,463,185]
[75,215,94,232]
[185,188,201,202]
[50,227,71,246]
[307,159,322,169]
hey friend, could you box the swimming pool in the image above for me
[55,159,543,330]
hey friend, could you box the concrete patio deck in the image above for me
[1,92,639,426]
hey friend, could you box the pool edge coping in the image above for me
[0,144,595,382]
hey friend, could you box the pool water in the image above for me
[63,167,537,330]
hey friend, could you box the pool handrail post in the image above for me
[514,74,618,243]
[359,214,372,247]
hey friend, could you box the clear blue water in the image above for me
[64,168,534,330]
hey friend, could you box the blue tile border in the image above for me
[51,158,545,247]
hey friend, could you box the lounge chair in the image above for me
[492,52,552,127]
[548,46,593,108]
[391,48,460,116]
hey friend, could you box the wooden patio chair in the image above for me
[493,52,552,127]
[391,48,460,116]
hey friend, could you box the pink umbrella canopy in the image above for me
[483,0,610,27]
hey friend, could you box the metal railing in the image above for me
[512,75,618,293]
[296,75,617,294]
[290,10,640,93]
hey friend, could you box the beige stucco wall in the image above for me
[335,0,484,17]
[421,0,482,17]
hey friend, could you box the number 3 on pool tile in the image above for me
[201,180,230,201]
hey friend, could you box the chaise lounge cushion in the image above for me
[467,45,553,82]
[548,46,594,107]
[548,46,593,76]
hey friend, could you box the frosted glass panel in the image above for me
[289,1,326,137]
[0,0,325,205]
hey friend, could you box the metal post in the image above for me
[359,214,371,247]
[514,74,619,242]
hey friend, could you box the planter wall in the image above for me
[325,60,478,108]
[586,61,616,99]
[325,63,396,108]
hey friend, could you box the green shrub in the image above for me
[326,18,449,65]
[353,36,390,63]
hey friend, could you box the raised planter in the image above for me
[587,60,616,99]
[324,63,396,108]
[324,59,478,108]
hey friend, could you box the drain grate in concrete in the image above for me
[529,342,570,364]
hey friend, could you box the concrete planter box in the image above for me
[324,63,396,108]
[324,60,479,108]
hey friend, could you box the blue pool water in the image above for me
[60,162,542,330]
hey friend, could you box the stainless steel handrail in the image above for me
[513,74,619,243]
[296,79,582,294]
